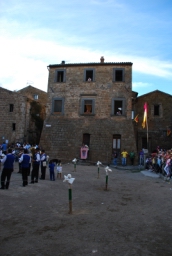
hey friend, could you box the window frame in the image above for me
[111,97,125,116]
[34,94,38,100]
[151,103,162,118]
[113,68,125,82]
[154,104,160,116]
[81,98,95,115]
[84,68,95,82]
[9,104,14,112]
[52,97,64,115]
[54,69,66,83]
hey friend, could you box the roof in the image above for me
[137,90,172,98]
[17,85,47,94]
[48,61,133,68]
[0,86,16,93]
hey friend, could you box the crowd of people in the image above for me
[0,142,62,189]
[112,147,172,180]
[145,148,172,180]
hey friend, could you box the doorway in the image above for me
[113,134,121,153]
[83,133,90,147]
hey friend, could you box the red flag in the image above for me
[142,102,147,128]
[167,128,171,136]
[134,114,139,123]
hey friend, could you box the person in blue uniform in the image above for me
[19,149,31,186]
[0,148,15,189]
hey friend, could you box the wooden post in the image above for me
[97,166,100,179]
[74,162,76,172]
[105,174,108,190]
[68,184,72,214]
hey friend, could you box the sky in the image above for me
[0,0,172,96]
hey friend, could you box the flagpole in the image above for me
[146,114,149,152]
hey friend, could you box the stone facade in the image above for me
[0,86,47,146]
[134,90,172,152]
[40,59,137,163]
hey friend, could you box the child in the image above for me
[57,160,62,179]
[49,160,55,181]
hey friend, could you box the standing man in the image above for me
[139,149,144,166]
[19,149,31,187]
[40,149,47,180]
[31,148,40,183]
[121,149,128,166]
[129,150,135,165]
[0,148,15,189]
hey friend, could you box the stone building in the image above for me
[17,85,47,144]
[40,57,137,163]
[0,85,47,146]
[133,90,172,152]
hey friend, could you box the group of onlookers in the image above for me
[145,148,172,179]
[0,142,62,189]
[112,147,172,179]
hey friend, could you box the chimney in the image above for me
[61,60,65,64]
[100,56,104,63]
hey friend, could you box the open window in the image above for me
[113,68,125,82]
[54,69,66,83]
[154,105,160,116]
[111,98,125,116]
[84,68,95,82]
[12,123,16,131]
[52,98,64,114]
[81,98,95,115]
[9,104,14,112]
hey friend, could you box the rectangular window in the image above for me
[113,68,125,82]
[154,105,159,116]
[54,100,62,112]
[84,68,95,82]
[52,98,64,114]
[12,123,16,131]
[9,104,14,112]
[34,95,38,100]
[113,135,121,150]
[54,69,66,83]
[111,98,125,116]
[81,99,95,115]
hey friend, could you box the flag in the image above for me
[167,128,171,136]
[134,114,139,123]
[142,102,147,128]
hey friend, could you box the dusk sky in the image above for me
[0,0,172,96]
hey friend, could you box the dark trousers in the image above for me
[1,168,13,189]
[18,162,22,173]
[50,170,55,181]
[31,164,39,183]
[130,158,134,165]
[28,163,31,176]
[41,164,46,179]
[22,167,29,186]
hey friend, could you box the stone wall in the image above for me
[0,87,27,145]
[134,90,172,152]
[40,61,137,163]
[0,86,47,146]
